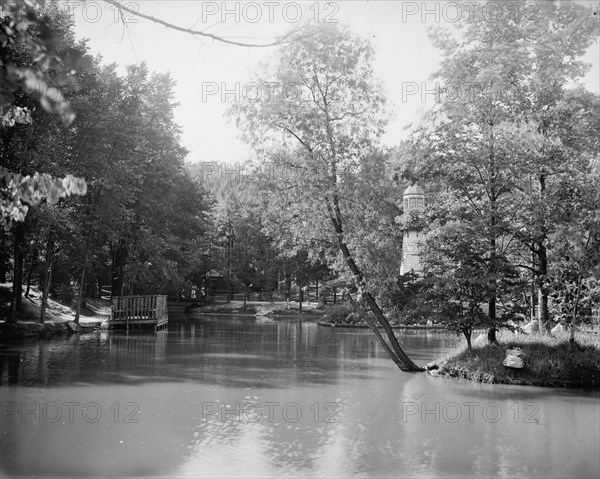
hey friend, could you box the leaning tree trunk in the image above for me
[326,197,422,372]
[347,294,406,369]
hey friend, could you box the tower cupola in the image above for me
[403,184,425,213]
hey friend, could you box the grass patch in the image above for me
[271,308,323,317]
[189,302,256,314]
[438,331,600,389]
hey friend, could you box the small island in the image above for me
[428,329,600,389]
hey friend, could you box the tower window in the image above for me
[409,198,417,208]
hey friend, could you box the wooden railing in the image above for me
[100,285,111,300]
[205,289,344,304]
[110,295,168,330]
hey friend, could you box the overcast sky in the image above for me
[67,1,600,165]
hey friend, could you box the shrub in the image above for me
[324,304,352,323]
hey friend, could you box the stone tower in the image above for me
[400,184,425,276]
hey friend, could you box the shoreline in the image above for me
[426,332,600,390]
[0,299,325,339]
[0,284,111,339]
[183,301,325,319]
[316,320,447,330]
[0,320,103,339]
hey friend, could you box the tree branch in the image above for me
[102,0,303,47]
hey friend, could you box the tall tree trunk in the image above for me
[569,273,583,348]
[326,197,422,372]
[536,173,550,333]
[464,329,473,351]
[570,236,591,347]
[284,271,291,302]
[0,230,8,283]
[530,250,536,321]
[25,249,37,298]
[227,222,233,302]
[536,241,550,332]
[111,240,128,298]
[74,249,88,325]
[8,223,25,324]
[40,233,54,324]
[487,139,498,344]
[487,236,498,343]
[487,298,497,343]
[277,269,281,294]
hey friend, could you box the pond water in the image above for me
[1,313,598,478]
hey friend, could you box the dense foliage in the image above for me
[1,2,210,322]
[399,1,599,345]
[1,1,598,360]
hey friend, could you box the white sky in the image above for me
[66,1,600,165]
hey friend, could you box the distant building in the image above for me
[400,184,425,276]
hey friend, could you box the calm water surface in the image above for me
[1,313,598,478]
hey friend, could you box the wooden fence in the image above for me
[110,295,168,331]
[206,289,345,304]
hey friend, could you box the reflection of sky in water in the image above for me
[1,317,598,478]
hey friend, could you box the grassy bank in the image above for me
[0,284,108,339]
[431,331,600,389]
[0,320,101,338]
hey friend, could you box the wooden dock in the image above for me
[110,295,168,331]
